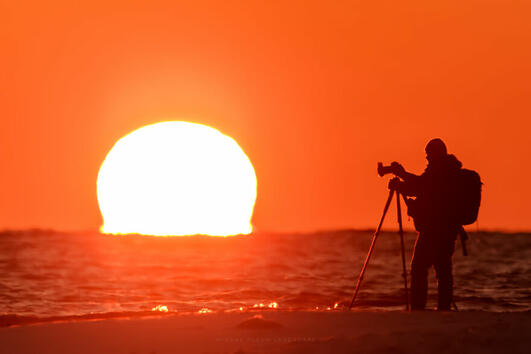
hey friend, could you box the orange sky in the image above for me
[1,1,530,232]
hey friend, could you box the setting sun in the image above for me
[97,121,257,236]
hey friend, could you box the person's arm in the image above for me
[390,162,423,196]
[390,162,418,181]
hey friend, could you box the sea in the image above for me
[1,229,529,323]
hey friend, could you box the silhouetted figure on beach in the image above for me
[388,138,465,310]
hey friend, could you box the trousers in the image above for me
[410,231,457,310]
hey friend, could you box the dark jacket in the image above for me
[399,154,462,235]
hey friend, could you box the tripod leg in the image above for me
[396,190,410,311]
[349,189,394,310]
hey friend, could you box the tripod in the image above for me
[349,187,410,310]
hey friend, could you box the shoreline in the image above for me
[2,307,530,327]
[1,310,529,353]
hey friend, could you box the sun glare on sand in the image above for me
[97,121,257,236]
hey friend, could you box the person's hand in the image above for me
[388,177,402,191]
[390,162,405,176]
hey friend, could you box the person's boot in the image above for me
[436,267,453,311]
[410,266,428,310]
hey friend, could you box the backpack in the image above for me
[457,169,482,225]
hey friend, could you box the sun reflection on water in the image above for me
[151,305,169,312]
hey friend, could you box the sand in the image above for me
[1,310,529,354]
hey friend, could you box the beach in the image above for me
[2,310,530,354]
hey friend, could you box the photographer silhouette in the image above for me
[387,138,466,311]
[350,138,481,311]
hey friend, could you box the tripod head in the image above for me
[388,177,403,191]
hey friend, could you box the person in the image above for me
[388,138,462,311]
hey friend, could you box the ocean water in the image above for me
[0,230,529,321]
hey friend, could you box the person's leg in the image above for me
[410,233,432,310]
[434,239,456,311]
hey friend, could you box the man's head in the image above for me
[425,138,447,163]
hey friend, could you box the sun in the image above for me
[97,121,257,236]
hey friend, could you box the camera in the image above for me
[377,162,395,177]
